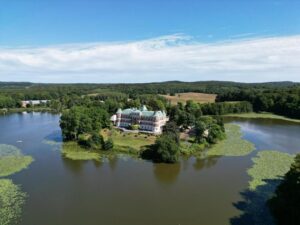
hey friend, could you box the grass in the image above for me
[180,141,208,157]
[61,129,156,161]
[62,142,101,161]
[247,150,294,190]
[0,144,34,177]
[223,112,300,123]
[207,124,255,157]
[161,92,216,105]
[0,179,26,225]
[101,128,156,153]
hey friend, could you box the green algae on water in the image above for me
[0,179,26,225]
[0,144,34,177]
[247,150,294,190]
[207,124,255,157]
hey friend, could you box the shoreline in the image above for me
[223,112,300,124]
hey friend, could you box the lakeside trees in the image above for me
[195,116,225,144]
[145,122,180,163]
[168,100,252,129]
[216,88,300,119]
[268,154,300,225]
[60,106,109,141]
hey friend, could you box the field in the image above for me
[161,92,216,105]
[101,128,156,152]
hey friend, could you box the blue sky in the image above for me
[0,0,300,83]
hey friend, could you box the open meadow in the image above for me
[161,92,216,105]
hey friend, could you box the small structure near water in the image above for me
[21,100,49,108]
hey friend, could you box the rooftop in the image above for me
[117,105,166,117]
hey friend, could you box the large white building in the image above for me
[111,105,168,134]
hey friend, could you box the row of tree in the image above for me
[168,100,252,129]
[216,88,300,119]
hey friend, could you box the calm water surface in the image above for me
[0,113,299,225]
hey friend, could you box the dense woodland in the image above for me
[1,81,299,118]
[216,88,300,119]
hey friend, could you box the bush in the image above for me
[152,134,180,163]
[103,138,114,150]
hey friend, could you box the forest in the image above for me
[0,81,299,119]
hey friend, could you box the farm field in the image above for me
[161,92,216,105]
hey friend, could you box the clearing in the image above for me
[161,92,216,105]
[101,128,156,152]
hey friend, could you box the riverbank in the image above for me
[223,112,300,123]
[0,107,56,115]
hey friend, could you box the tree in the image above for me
[153,135,180,163]
[60,106,109,141]
[163,121,180,144]
[194,120,207,143]
[268,154,300,225]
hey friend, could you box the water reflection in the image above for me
[193,156,220,171]
[44,130,62,143]
[61,156,88,174]
[153,162,181,185]
[108,156,118,171]
[230,179,279,225]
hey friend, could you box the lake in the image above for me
[0,113,299,225]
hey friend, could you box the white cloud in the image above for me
[0,34,300,83]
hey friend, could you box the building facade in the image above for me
[21,100,49,108]
[111,105,168,134]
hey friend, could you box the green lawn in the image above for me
[101,128,156,152]
[223,112,300,123]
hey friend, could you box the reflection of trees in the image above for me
[93,159,103,168]
[230,179,279,225]
[44,130,62,142]
[193,156,220,171]
[153,162,181,185]
[108,156,118,171]
[61,156,87,174]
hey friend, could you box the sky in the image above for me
[0,0,300,83]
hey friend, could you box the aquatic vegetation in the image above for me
[62,142,101,160]
[42,139,62,151]
[0,144,34,177]
[207,124,255,156]
[247,150,294,190]
[223,112,300,123]
[0,179,26,225]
